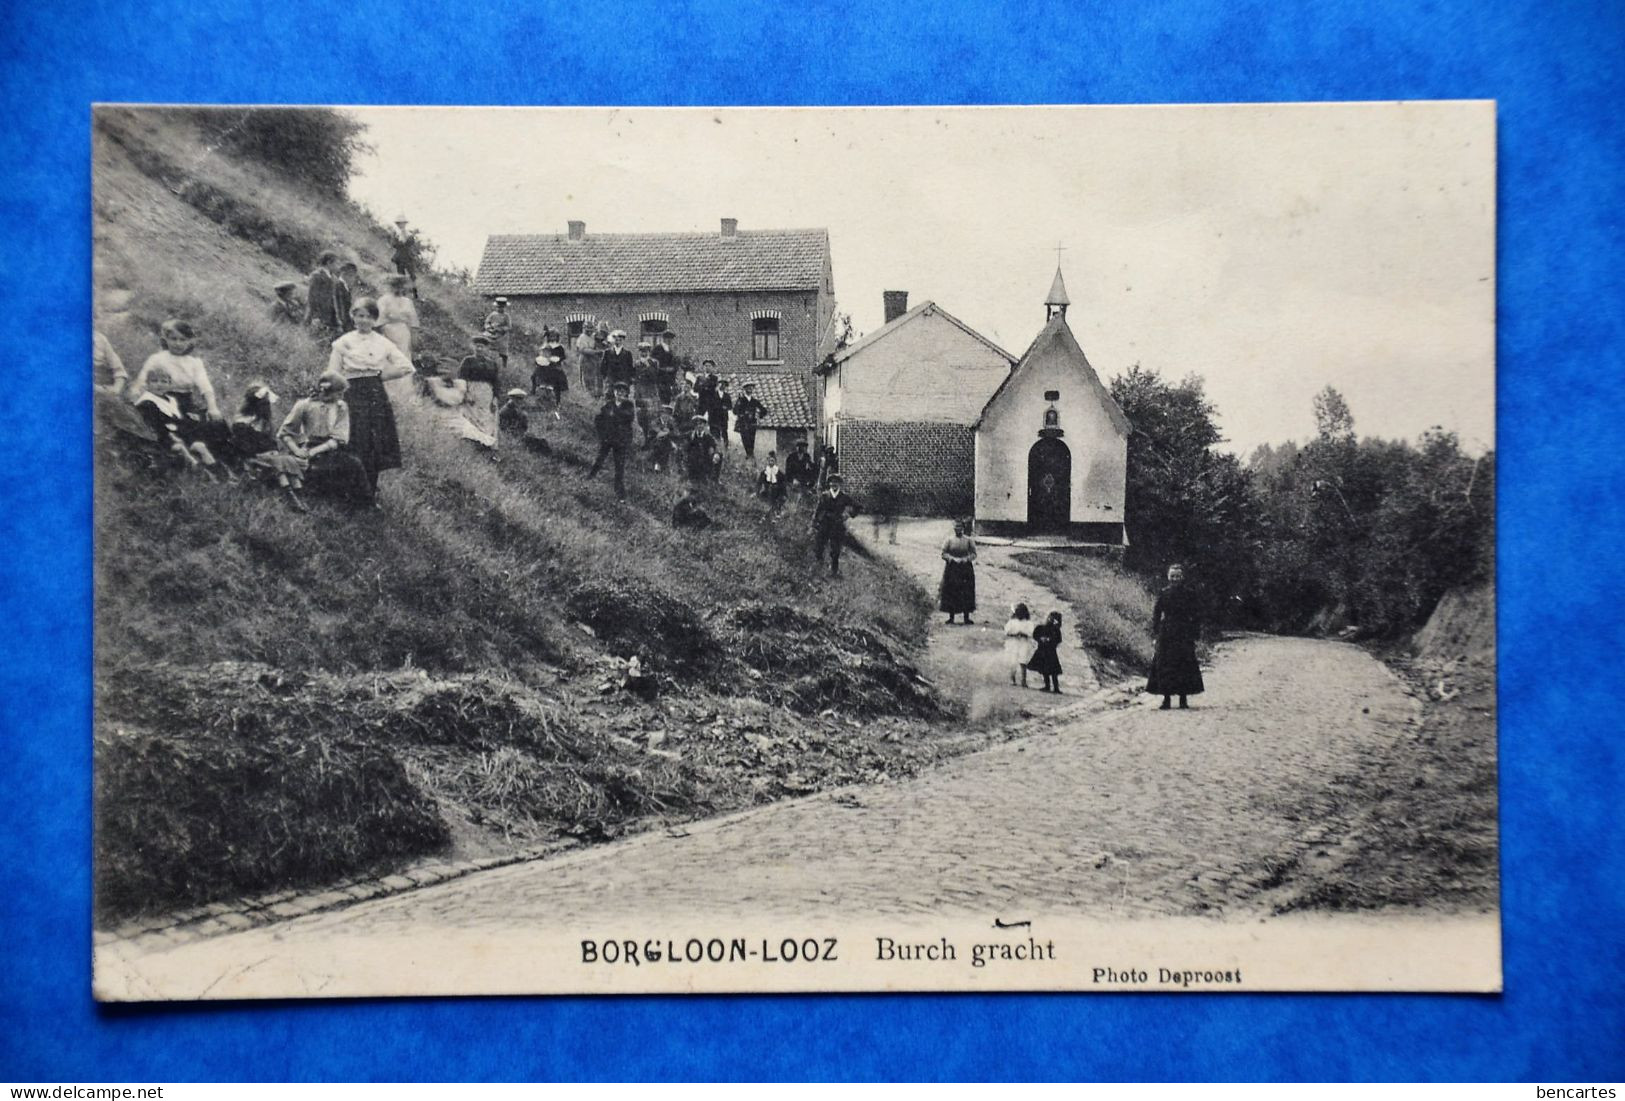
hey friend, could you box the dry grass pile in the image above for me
[96,669,449,922]
[716,602,942,718]
[95,657,962,921]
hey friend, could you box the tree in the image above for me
[1109,365,1258,622]
[1312,385,1355,443]
[1246,387,1496,635]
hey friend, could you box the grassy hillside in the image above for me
[92,108,947,921]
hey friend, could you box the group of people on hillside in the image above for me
[97,276,419,511]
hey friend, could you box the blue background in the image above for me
[3,0,1622,1082]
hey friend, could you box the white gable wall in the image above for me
[834,308,1012,425]
[975,331,1127,525]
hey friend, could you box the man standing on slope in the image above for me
[588,380,637,501]
[304,251,342,334]
[390,216,421,299]
[810,474,860,578]
[484,297,513,372]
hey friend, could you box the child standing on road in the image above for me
[1003,603,1036,687]
[1028,611,1065,693]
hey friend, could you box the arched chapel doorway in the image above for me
[1027,438,1071,533]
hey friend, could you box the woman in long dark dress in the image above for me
[326,297,415,500]
[939,520,978,624]
[1147,564,1205,709]
[1028,611,1065,693]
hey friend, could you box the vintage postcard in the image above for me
[91,102,1498,999]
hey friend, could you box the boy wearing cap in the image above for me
[758,449,787,514]
[305,251,342,333]
[810,474,861,578]
[671,377,700,426]
[483,297,513,369]
[652,330,678,402]
[643,404,679,473]
[390,217,420,299]
[684,414,721,483]
[632,340,662,443]
[698,369,731,449]
[577,320,609,397]
[588,381,637,500]
[733,381,767,460]
[601,329,635,394]
[271,281,305,325]
[786,439,817,503]
[335,262,358,332]
[498,388,531,436]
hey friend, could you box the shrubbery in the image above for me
[1113,367,1494,638]
[184,107,371,196]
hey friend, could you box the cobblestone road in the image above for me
[99,632,1422,999]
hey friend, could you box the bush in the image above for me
[184,107,371,196]
[1247,397,1495,635]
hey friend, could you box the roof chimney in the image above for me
[720,217,738,237]
[567,220,585,241]
[883,290,909,324]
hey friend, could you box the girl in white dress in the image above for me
[1002,603,1037,687]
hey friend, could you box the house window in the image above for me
[752,317,780,362]
[567,320,586,340]
[640,318,668,343]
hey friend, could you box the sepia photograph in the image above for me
[89,102,1498,1000]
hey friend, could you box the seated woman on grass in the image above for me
[124,319,232,480]
[275,370,374,511]
[227,381,305,489]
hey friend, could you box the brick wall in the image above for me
[836,421,975,517]
[501,290,825,379]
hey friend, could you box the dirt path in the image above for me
[98,634,1429,998]
[852,519,1100,722]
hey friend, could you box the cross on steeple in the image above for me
[1053,241,1067,266]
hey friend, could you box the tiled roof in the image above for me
[974,313,1132,436]
[724,372,814,429]
[824,299,1013,370]
[476,229,830,295]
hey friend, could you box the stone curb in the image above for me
[97,844,581,954]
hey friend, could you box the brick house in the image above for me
[475,219,837,444]
[817,291,1014,515]
[973,270,1131,542]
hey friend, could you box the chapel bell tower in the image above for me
[1045,265,1070,321]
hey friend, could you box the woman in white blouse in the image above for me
[375,275,421,404]
[327,297,415,496]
